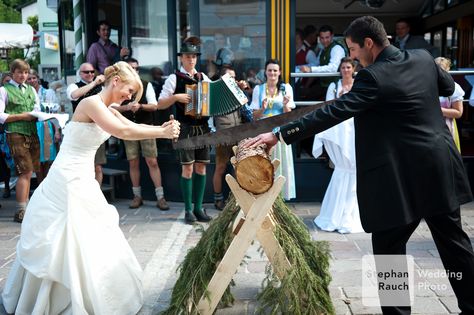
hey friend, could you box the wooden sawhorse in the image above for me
[197,160,291,314]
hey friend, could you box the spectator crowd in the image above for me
[0,18,472,232]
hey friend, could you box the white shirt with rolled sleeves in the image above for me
[311,44,346,73]
[159,66,211,128]
[0,80,40,124]
[145,82,158,104]
[66,80,104,101]
[158,66,210,101]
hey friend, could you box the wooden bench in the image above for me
[101,168,128,200]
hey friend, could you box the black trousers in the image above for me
[371,208,474,315]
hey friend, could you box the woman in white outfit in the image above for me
[1,61,180,315]
[312,57,364,233]
[435,57,464,152]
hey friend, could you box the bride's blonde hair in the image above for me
[104,61,143,101]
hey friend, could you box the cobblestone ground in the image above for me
[1,196,473,314]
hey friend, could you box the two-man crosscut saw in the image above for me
[172,101,330,150]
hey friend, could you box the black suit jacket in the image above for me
[282,45,472,232]
[394,35,440,57]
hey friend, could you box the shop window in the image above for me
[198,0,267,81]
[130,0,170,73]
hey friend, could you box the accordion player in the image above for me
[184,73,248,118]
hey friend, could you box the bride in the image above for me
[1,61,180,314]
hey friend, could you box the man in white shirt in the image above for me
[158,36,212,224]
[298,25,346,100]
[0,59,40,222]
[113,57,169,211]
[66,62,106,184]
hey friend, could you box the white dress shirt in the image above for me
[0,80,40,124]
[311,44,346,73]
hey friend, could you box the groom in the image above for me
[247,16,474,314]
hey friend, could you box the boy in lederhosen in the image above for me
[158,36,212,224]
[0,59,40,223]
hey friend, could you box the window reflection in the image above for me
[198,0,267,82]
[130,0,170,73]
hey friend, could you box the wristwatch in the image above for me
[272,127,281,141]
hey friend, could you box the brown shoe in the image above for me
[129,196,143,209]
[14,209,25,223]
[157,197,170,211]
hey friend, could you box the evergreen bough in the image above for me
[161,194,334,315]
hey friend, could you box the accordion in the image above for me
[185,73,248,117]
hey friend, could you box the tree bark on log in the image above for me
[234,140,274,194]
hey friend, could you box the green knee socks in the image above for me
[193,173,206,212]
[180,176,193,212]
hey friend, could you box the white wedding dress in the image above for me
[2,121,143,315]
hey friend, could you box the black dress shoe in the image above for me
[214,199,225,211]
[185,211,197,224]
[194,208,212,222]
[3,189,10,198]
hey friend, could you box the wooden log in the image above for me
[234,139,274,194]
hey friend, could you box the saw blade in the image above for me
[173,101,328,150]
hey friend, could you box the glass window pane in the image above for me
[130,0,169,71]
[433,0,445,13]
[198,0,267,81]
[433,30,442,56]
[424,32,431,42]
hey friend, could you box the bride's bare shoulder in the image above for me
[72,96,102,123]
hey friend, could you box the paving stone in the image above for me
[246,261,267,273]
[439,296,461,313]
[344,232,371,240]
[330,270,362,287]
[414,258,445,269]
[332,297,352,315]
[246,301,258,314]
[312,230,348,241]
[407,240,438,250]
[345,297,383,314]
[407,249,436,258]
[215,300,248,314]
[411,297,450,314]
[343,286,363,298]
[1,198,473,315]
[330,259,362,273]
[231,273,266,299]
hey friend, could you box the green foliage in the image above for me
[0,48,24,72]
[0,0,21,23]
[25,15,40,70]
[162,195,335,315]
[27,15,38,31]
[255,197,334,315]
[0,60,9,73]
[161,196,240,314]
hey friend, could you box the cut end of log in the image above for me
[234,139,274,194]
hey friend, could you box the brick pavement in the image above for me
[0,196,473,314]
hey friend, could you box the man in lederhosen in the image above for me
[158,36,212,224]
